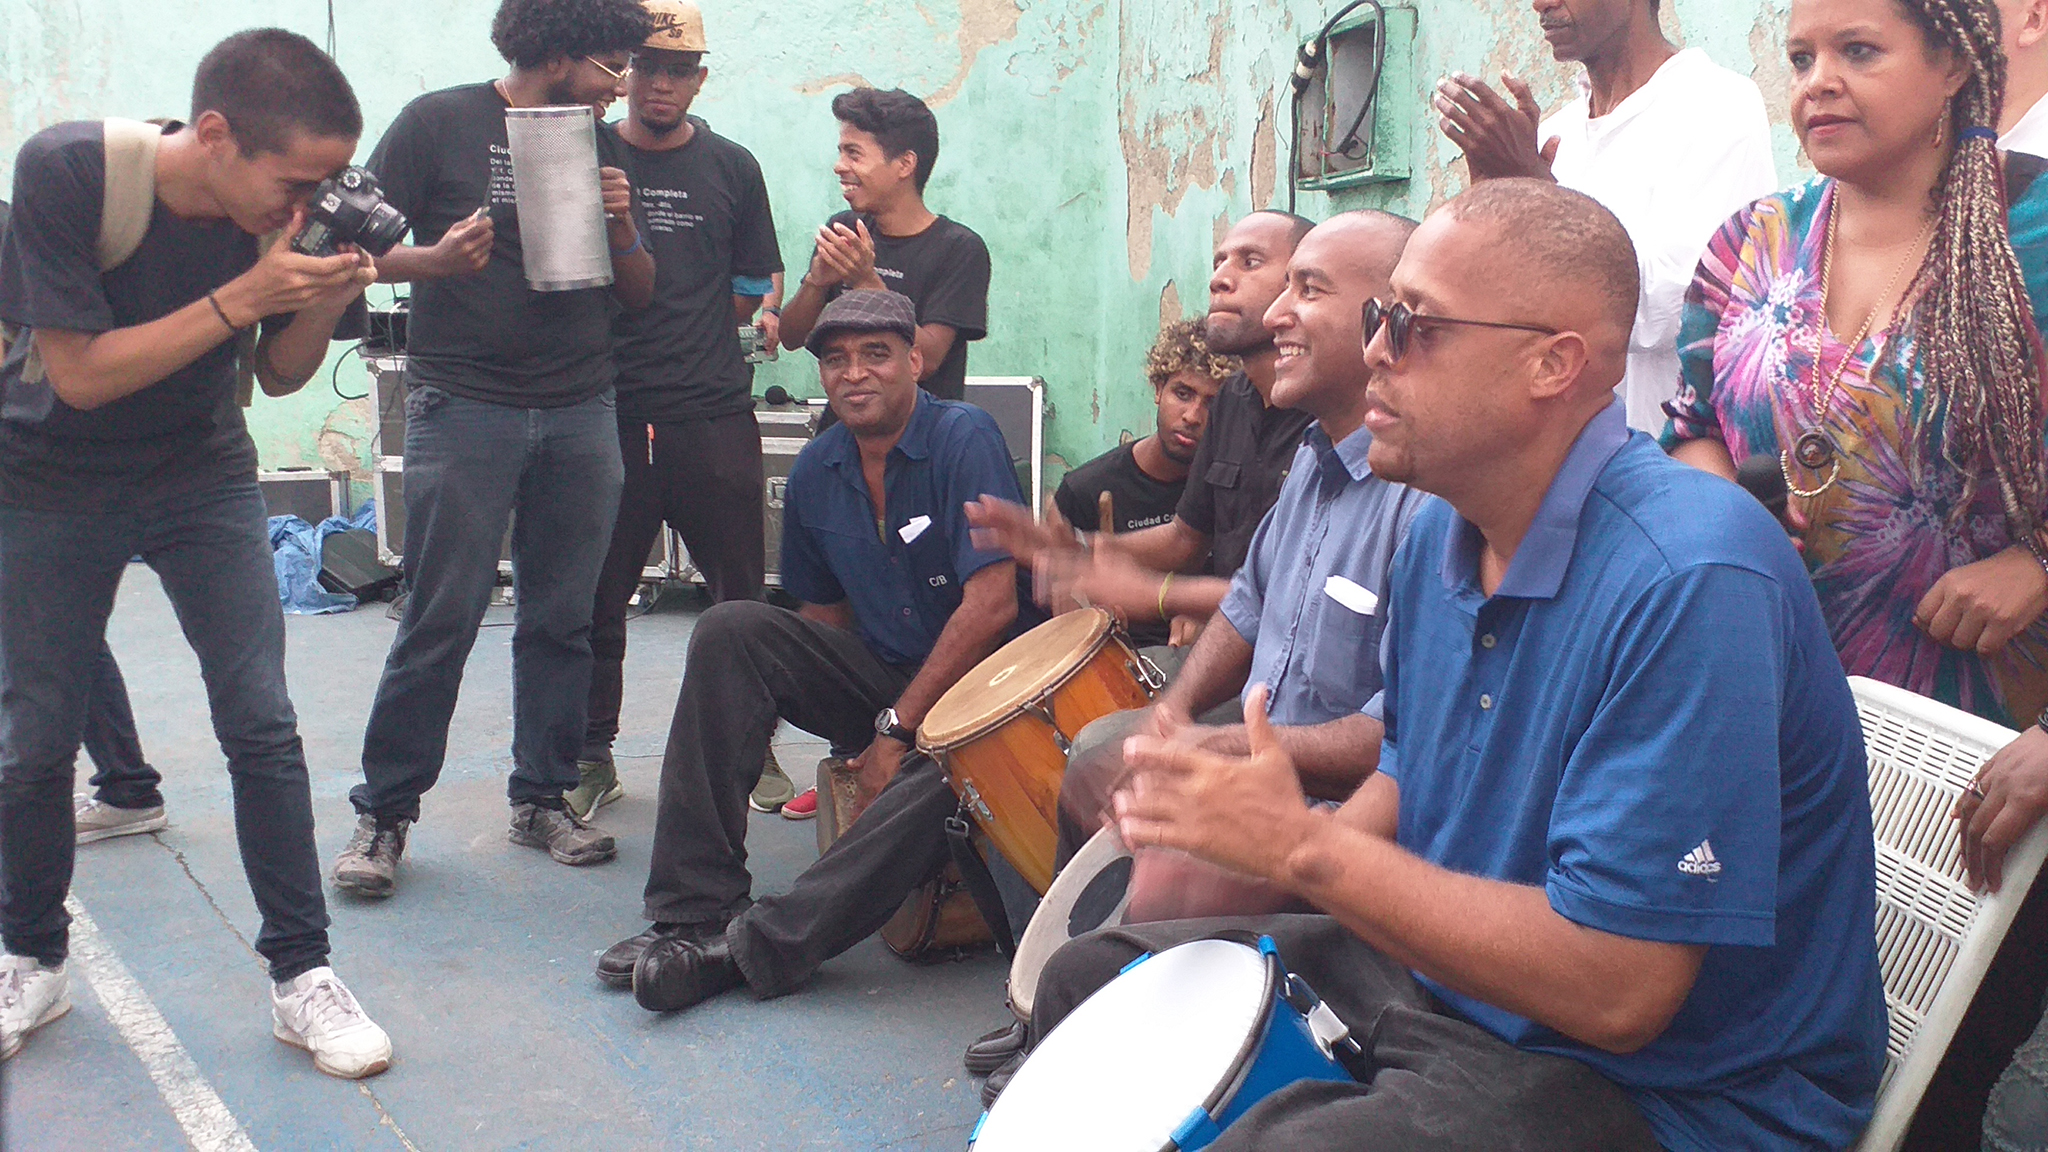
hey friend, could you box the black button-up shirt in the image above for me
[1172,371,1314,578]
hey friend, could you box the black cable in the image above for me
[332,340,367,401]
[1287,0,1389,205]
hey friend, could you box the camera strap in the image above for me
[3,118,258,403]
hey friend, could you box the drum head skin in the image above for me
[1009,827,1134,1019]
[975,940,1267,1152]
[921,609,1114,748]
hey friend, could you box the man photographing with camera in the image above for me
[0,28,391,1075]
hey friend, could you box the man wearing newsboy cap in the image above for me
[597,290,1029,1012]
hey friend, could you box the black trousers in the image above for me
[643,601,946,939]
[1029,916,1661,1152]
[586,410,765,761]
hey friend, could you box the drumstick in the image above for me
[1098,490,1115,536]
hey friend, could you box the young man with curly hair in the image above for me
[1049,318,1231,648]
[777,87,989,402]
[332,0,657,898]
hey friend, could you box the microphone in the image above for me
[763,385,792,407]
[1734,455,1788,517]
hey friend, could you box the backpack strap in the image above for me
[98,118,162,271]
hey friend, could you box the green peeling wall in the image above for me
[0,0,1804,497]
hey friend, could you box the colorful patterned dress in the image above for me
[1664,176,2048,727]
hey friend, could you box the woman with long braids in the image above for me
[1667,2,2048,1144]
[1667,0,2048,730]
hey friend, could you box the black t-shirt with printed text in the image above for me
[1054,438,1191,647]
[0,121,265,512]
[613,116,781,423]
[369,83,633,408]
[818,210,988,400]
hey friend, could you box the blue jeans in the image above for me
[83,642,162,808]
[0,478,329,980]
[352,385,623,821]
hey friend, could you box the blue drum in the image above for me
[969,936,1358,1151]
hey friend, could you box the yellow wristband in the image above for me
[1157,573,1175,620]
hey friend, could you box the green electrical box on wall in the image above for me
[1293,3,1417,190]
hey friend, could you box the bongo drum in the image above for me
[1007,827,1133,1022]
[970,936,1358,1151]
[919,609,1160,893]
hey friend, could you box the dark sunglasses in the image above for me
[1363,298,1558,362]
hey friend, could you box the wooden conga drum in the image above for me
[918,608,1159,893]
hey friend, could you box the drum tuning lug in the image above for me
[1020,701,1073,756]
[1134,651,1167,693]
[959,779,995,823]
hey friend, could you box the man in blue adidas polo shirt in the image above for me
[1031,181,1886,1151]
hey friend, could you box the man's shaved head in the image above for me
[1447,179,1639,339]
[1361,180,1638,506]
[1250,208,1318,247]
[1265,210,1418,428]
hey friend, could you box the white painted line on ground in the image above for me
[64,896,259,1152]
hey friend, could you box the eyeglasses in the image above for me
[1363,298,1558,362]
[584,55,629,82]
[628,55,702,80]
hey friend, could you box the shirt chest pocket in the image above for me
[1204,461,1242,490]
[898,514,958,594]
[1305,579,1387,711]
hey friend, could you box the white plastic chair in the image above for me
[1853,676,2048,1152]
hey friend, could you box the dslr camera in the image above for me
[292,166,408,258]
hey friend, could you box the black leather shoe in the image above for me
[633,934,745,1012]
[963,1019,1029,1075]
[596,921,724,989]
[980,1050,1024,1109]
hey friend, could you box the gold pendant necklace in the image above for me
[1781,191,1932,499]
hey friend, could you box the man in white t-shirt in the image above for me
[1999,1,2048,155]
[1433,0,1776,432]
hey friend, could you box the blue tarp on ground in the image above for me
[269,501,378,615]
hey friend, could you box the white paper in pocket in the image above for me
[898,515,933,544]
[1323,574,1379,616]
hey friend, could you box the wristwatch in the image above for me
[875,707,916,745]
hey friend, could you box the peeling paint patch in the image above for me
[1159,280,1181,331]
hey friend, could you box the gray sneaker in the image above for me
[565,759,623,820]
[331,814,408,898]
[73,795,167,845]
[508,803,616,866]
[748,747,796,814]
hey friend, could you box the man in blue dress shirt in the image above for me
[1039,212,1429,919]
[598,290,1026,1009]
[1030,182,1887,1150]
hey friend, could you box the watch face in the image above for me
[875,708,897,733]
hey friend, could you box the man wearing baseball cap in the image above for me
[573,0,788,822]
[596,290,1025,1005]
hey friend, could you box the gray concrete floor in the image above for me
[0,570,1007,1150]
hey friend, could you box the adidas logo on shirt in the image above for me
[1678,840,1723,877]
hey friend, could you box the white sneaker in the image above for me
[271,967,391,1079]
[74,795,168,844]
[0,954,71,1060]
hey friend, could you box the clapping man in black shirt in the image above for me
[0,29,390,1075]
[332,0,658,898]
[777,88,989,401]
[572,0,786,819]
[1050,318,1232,649]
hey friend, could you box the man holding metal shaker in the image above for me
[332,0,658,899]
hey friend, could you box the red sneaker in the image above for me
[780,787,819,821]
